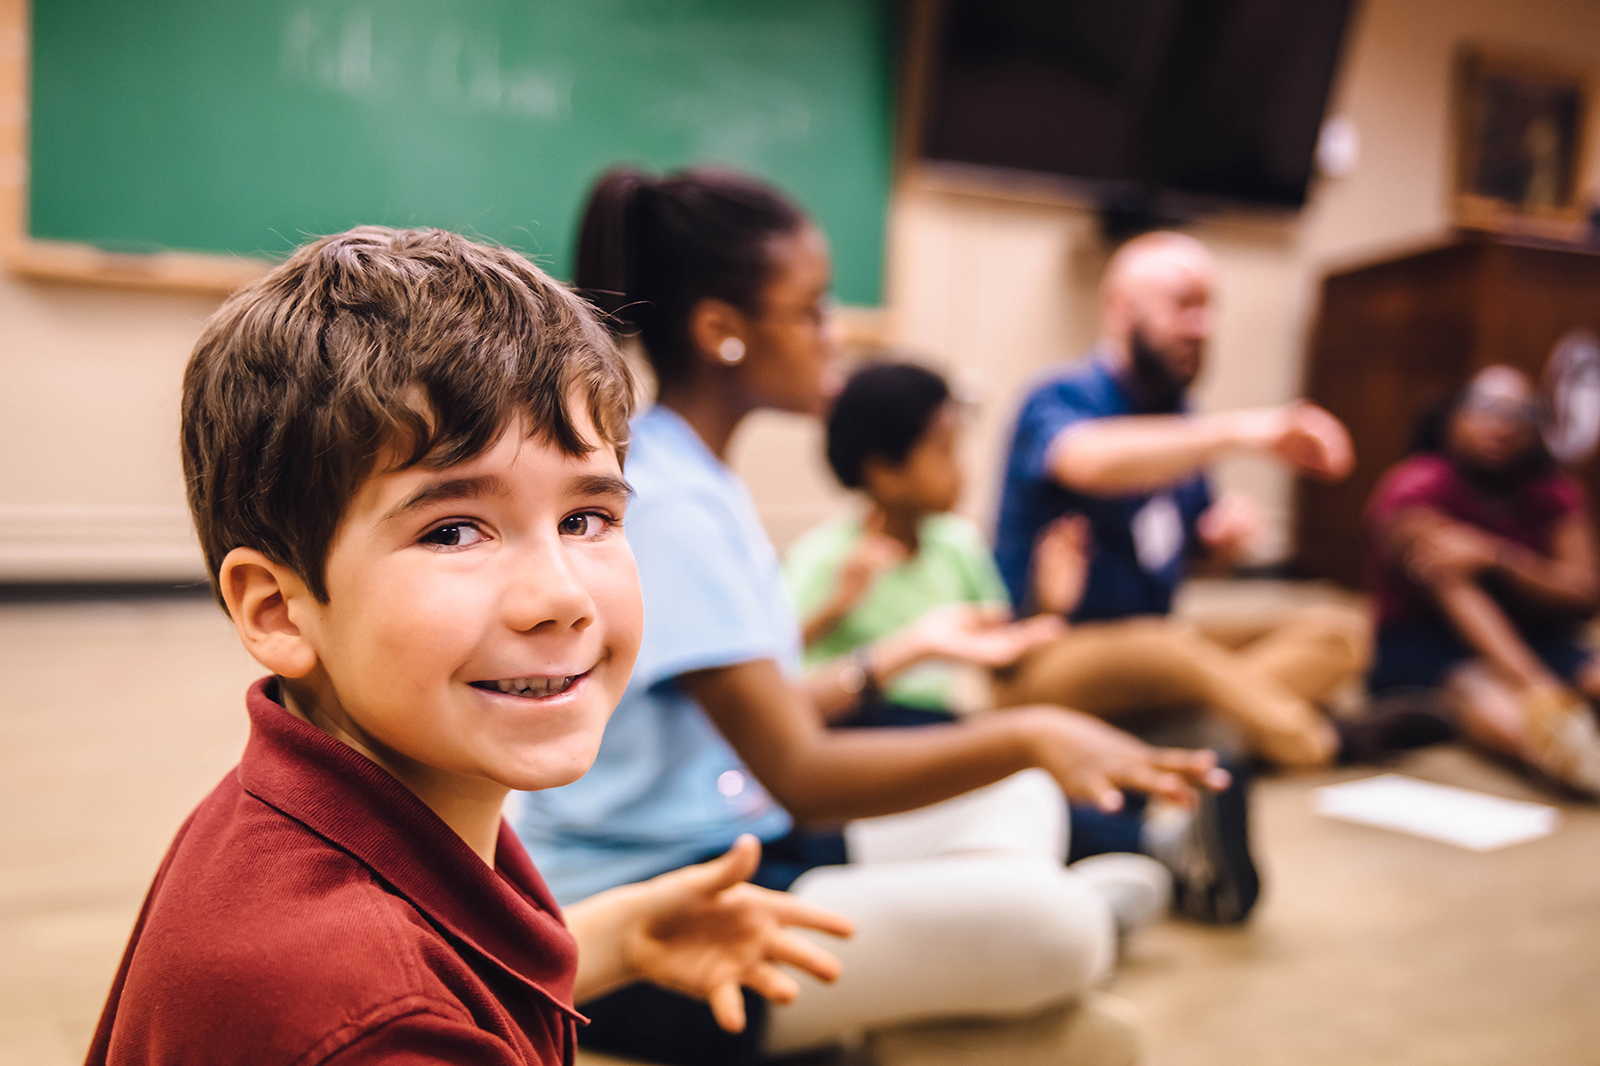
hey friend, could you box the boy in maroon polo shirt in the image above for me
[87,227,850,1066]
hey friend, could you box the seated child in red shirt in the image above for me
[87,227,850,1066]
[1366,364,1600,795]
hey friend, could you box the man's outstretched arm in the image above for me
[1049,402,1353,496]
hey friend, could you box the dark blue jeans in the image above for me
[1370,620,1594,693]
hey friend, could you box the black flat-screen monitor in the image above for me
[920,0,1357,210]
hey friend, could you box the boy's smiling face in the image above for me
[274,412,642,801]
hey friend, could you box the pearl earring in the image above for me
[718,337,746,365]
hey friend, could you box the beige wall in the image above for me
[0,280,219,579]
[6,0,1600,579]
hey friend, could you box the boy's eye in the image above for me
[421,522,485,548]
[559,512,611,537]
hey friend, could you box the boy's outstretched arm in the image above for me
[804,603,1064,721]
[566,836,853,1032]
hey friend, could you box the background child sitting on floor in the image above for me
[786,359,1260,923]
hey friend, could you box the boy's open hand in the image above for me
[1011,706,1231,811]
[905,603,1065,668]
[619,836,853,1033]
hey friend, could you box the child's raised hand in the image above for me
[1011,705,1231,811]
[621,835,853,1033]
[832,512,907,612]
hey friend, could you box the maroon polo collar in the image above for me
[236,677,582,1023]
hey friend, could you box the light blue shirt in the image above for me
[517,406,797,904]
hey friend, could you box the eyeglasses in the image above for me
[1460,394,1539,425]
[757,293,836,330]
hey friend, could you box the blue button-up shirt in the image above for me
[994,354,1212,621]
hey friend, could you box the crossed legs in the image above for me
[992,605,1369,767]
[765,771,1137,1064]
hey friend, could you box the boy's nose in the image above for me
[503,541,595,633]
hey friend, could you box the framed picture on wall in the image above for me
[1453,47,1593,241]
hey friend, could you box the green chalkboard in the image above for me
[28,0,894,304]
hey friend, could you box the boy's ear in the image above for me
[687,297,746,367]
[217,548,321,679]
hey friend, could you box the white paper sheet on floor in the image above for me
[1312,773,1559,851]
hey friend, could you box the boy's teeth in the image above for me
[492,675,576,697]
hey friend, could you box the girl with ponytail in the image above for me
[575,166,834,438]
[519,167,1222,1064]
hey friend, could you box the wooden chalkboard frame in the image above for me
[0,0,269,292]
[0,0,901,343]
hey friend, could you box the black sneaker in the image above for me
[1151,758,1261,923]
[1334,688,1454,765]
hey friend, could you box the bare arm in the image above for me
[1430,578,1555,689]
[683,659,1226,824]
[1393,506,1600,619]
[1488,509,1600,615]
[801,606,1066,722]
[1386,507,1561,688]
[1050,402,1353,495]
[802,622,934,723]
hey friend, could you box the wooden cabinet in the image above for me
[1296,235,1600,586]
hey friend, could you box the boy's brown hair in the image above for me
[182,226,634,607]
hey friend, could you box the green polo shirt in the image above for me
[784,512,1011,711]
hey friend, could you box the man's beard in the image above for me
[1127,325,1197,414]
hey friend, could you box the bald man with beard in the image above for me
[992,232,1368,772]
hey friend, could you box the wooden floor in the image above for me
[3,595,1598,1065]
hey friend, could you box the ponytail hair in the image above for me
[574,166,806,384]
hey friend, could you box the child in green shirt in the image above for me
[786,361,1083,725]
[786,361,1261,923]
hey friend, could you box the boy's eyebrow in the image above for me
[380,475,511,524]
[572,473,635,501]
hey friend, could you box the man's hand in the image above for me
[619,836,853,1033]
[1009,705,1231,811]
[1195,491,1262,565]
[1029,513,1091,616]
[1248,402,1354,481]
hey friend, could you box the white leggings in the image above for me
[763,770,1120,1056]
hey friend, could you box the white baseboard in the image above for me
[0,504,207,582]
